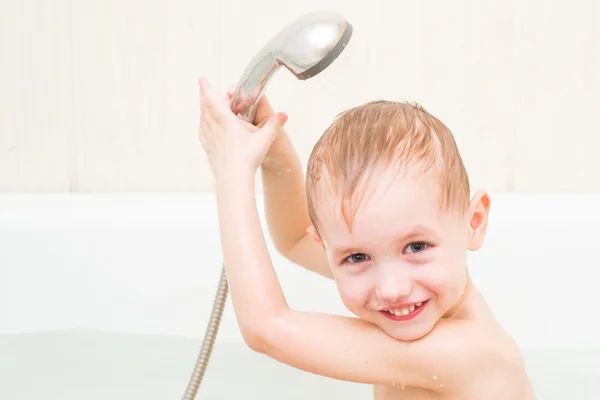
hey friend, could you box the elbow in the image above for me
[270,238,296,260]
[276,239,307,267]
[240,312,288,355]
[271,232,307,259]
[242,327,270,354]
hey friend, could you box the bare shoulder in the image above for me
[443,320,534,399]
[361,316,529,394]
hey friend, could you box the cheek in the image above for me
[335,275,372,309]
[416,261,467,298]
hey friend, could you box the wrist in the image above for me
[261,132,292,171]
[215,171,255,194]
[261,152,288,171]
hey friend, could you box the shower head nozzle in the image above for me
[230,10,353,123]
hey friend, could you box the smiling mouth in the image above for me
[380,300,429,321]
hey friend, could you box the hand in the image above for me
[226,87,276,129]
[226,86,292,167]
[199,78,288,181]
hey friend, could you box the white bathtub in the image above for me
[1,193,599,399]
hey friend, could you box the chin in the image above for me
[382,323,434,341]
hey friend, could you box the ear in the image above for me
[306,225,326,251]
[467,191,491,251]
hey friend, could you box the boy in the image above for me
[198,78,535,399]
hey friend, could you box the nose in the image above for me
[376,271,414,303]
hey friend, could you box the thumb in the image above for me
[257,112,287,143]
[226,86,235,99]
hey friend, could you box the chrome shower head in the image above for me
[229,10,353,123]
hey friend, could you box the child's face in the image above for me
[311,166,488,341]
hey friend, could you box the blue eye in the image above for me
[406,242,429,254]
[345,253,370,263]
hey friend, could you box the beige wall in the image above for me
[1,0,598,193]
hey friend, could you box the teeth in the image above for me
[387,302,423,317]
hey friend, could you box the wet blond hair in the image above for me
[306,100,470,231]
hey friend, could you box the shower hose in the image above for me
[179,11,352,399]
[181,266,228,400]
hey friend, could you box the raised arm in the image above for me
[260,130,333,279]
[250,95,332,279]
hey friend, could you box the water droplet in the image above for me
[276,172,282,176]
[432,374,438,380]
[286,168,292,173]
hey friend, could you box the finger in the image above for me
[200,118,217,153]
[199,78,228,123]
[198,130,206,149]
[199,83,215,126]
[200,100,217,130]
[221,93,230,111]
[258,112,288,145]
[229,87,251,116]
[199,87,220,130]
[198,118,209,149]
[237,118,260,133]
[226,85,235,98]
[254,95,276,127]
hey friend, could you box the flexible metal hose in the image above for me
[181,11,351,399]
[181,266,228,400]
